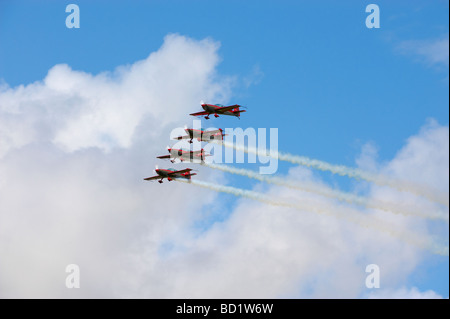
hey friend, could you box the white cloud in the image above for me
[0,34,232,156]
[385,119,449,191]
[0,34,448,298]
[367,287,443,299]
[397,36,449,68]
[243,64,264,88]
[117,122,448,298]
[356,142,379,173]
[0,34,230,298]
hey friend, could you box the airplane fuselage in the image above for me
[168,148,205,161]
[169,148,184,157]
[202,104,240,118]
[155,169,191,183]
[178,128,223,143]
[155,169,173,178]
[144,168,196,184]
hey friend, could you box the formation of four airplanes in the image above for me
[143,101,246,184]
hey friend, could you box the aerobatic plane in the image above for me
[143,166,197,183]
[157,147,210,163]
[173,126,226,143]
[190,101,246,119]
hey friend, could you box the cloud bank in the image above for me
[367,286,443,299]
[397,36,449,68]
[0,34,448,298]
[0,34,231,156]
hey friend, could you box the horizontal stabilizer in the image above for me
[157,155,171,159]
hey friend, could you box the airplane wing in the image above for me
[191,150,210,158]
[157,155,171,159]
[190,111,209,116]
[216,105,239,113]
[143,175,160,181]
[173,134,190,140]
[168,168,193,176]
[202,129,222,137]
[173,127,195,140]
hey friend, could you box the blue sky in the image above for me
[0,1,448,298]
[1,1,448,160]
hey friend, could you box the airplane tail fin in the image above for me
[233,106,246,114]
[218,128,227,139]
[234,108,246,118]
[181,173,196,181]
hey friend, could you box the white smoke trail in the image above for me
[214,140,449,207]
[204,163,449,221]
[177,179,448,256]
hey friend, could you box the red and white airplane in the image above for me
[173,126,226,144]
[143,166,197,183]
[157,147,210,163]
[190,101,246,119]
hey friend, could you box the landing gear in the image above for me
[158,180,163,184]
[214,114,219,118]
[205,116,210,119]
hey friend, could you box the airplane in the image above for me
[157,147,210,163]
[190,101,246,119]
[173,126,226,143]
[143,166,197,183]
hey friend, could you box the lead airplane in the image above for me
[190,101,246,119]
[173,126,226,143]
[143,166,197,183]
[157,147,210,163]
